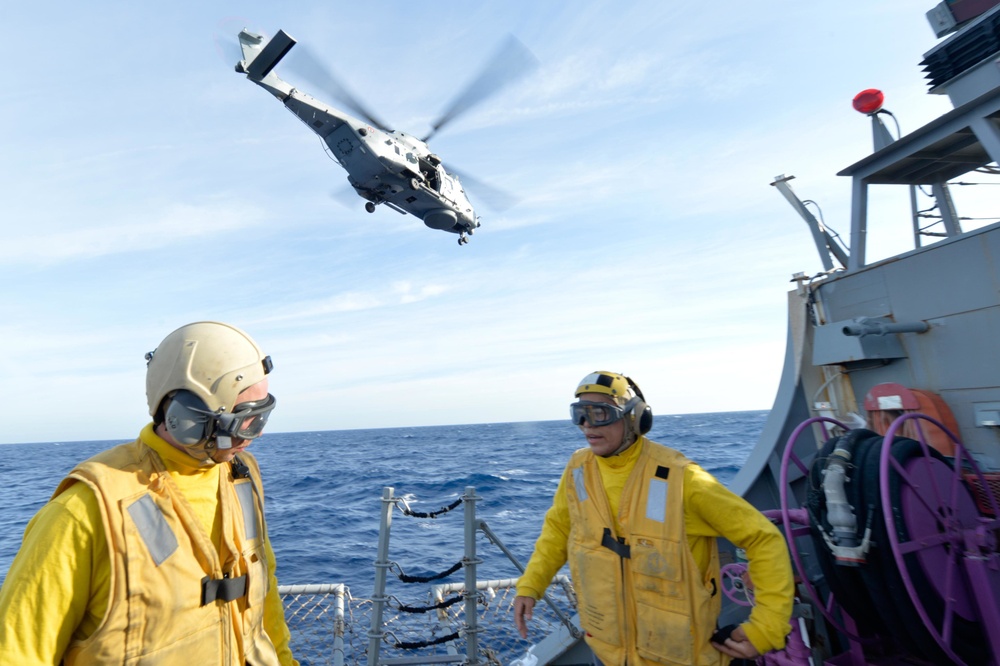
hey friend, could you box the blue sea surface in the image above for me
[0,412,766,595]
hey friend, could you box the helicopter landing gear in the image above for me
[365,202,376,213]
[409,177,421,190]
[458,234,469,246]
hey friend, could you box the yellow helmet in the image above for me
[574,371,634,406]
[572,371,653,436]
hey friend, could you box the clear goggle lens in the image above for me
[216,393,277,440]
[570,400,630,427]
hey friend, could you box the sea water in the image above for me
[0,411,767,595]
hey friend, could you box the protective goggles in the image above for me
[570,399,635,427]
[215,393,277,440]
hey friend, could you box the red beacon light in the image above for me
[853,88,884,114]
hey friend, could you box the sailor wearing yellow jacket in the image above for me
[514,372,793,666]
[0,322,298,666]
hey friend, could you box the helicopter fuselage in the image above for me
[237,29,479,242]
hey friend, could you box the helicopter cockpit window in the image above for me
[406,153,418,164]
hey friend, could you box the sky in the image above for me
[1,1,991,444]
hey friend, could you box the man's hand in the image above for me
[710,624,761,660]
[513,596,536,639]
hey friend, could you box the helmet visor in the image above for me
[216,393,276,440]
[570,400,628,427]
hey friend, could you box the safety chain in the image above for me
[393,594,464,614]
[392,630,462,650]
[370,487,486,665]
[396,496,463,518]
[389,560,463,583]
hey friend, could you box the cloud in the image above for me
[250,279,454,324]
[1,200,267,265]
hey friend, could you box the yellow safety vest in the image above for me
[54,439,281,666]
[565,442,726,666]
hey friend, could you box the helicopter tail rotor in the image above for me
[422,35,539,142]
[213,17,252,70]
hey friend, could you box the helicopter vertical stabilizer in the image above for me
[237,29,296,82]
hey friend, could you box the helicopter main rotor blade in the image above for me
[447,164,519,213]
[423,35,538,142]
[286,44,393,131]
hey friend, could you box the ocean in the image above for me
[0,411,767,596]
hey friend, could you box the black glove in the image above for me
[710,623,738,645]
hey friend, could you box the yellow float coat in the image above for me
[0,425,297,665]
[517,437,792,665]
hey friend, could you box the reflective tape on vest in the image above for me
[645,478,668,523]
[572,467,588,502]
[235,481,258,540]
[126,494,178,566]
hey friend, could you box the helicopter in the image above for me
[234,29,537,245]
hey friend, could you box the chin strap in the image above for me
[601,433,637,458]
[598,401,641,458]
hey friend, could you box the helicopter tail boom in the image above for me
[237,29,296,81]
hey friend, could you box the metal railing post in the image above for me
[334,584,345,666]
[463,486,482,665]
[368,486,395,665]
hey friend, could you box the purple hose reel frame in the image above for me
[880,412,1000,665]
[777,414,1000,666]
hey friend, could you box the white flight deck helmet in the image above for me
[145,321,275,463]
